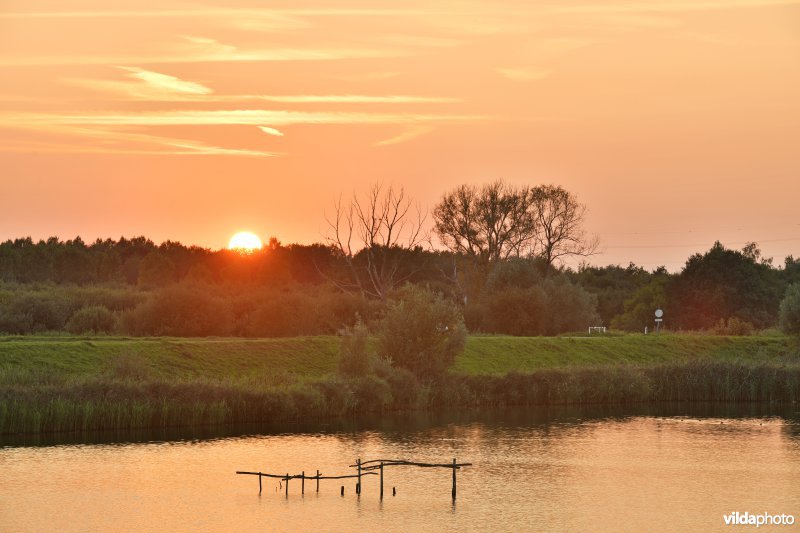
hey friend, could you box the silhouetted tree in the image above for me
[434,181,537,262]
[669,242,783,330]
[325,183,428,300]
[529,185,598,270]
[780,283,800,336]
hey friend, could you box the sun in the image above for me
[228,231,263,252]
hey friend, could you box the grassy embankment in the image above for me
[2,334,799,434]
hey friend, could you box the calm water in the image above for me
[3,405,800,532]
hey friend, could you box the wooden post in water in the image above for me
[357,458,361,494]
[379,462,384,500]
[285,473,289,497]
[258,472,262,494]
[341,485,344,496]
[302,471,305,495]
[316,470,320,493]
[451,458,457,500]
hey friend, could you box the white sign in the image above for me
[655,309,664,318]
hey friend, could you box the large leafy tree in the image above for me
[779,283,800,336]
[669,242,783,330]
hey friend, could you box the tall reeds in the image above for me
[3,359,799,435]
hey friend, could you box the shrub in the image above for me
[338,317,374,377]
[780,283,800,336]
[65,305,116,334]
[245,290,320,336]
[374,363,420,408]
[479,287,546,335]
[119,283,232,336]
[467,274,599,335]
[350,375,393,411]
[712,317,755,336]
[377,285,466,381]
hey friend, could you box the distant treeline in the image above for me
[0,236,799,336]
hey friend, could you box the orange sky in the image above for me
[1,0,798,270]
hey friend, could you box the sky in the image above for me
[1,0,798,270]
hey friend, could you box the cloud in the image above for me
[327,71,404,82]
[0,8,424,19]
[0,125,276,157]
[1,109,484,127]
[258,126,285,136]
[248,95,459,104]
[59,75,459,105]
[117,67,213,95]
[497,67,552,81]
[62,66,213,101]
[548,0,800,14]
[373,126,433,146]
[0,35,406,67]
[0,108,482,156]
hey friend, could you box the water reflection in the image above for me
[4,402,799,449]
[3,404,800,532]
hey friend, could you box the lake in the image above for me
[3,404,800,531]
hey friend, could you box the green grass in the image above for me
[0,336,339,383]
[3,333,797,381]
[454,334,800,375]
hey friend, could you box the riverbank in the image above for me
[2,334,799,434]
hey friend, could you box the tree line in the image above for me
[1,181,799,336]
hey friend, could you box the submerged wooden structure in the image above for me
[237,457,471,500]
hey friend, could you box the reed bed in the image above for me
[3,359,800,435]
[2,335,799,435]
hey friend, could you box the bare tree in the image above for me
[433,181,538,262]
[325,183,428,300]
[530,185,598,270]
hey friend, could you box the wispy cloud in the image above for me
[118,67,212,95]
[0,36,406,67]
[0,124,276,157]
[1,109,484,127]
[258,126,285,137]
[329,71,404,82]
[548,0,800,14]
[497,67,552,81]
[2,1,797,21]
[0,109,482,156]
[248,95,459,104]
[63,66,213,101]
[0,8,429,19]
[60,75,459,105]
[373,126,433,146]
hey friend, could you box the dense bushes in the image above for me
[0,281,382,337]
[3,239,800,337]
[711,317,756,336]
[0,283,143,334]
[338,318,373,377]
[780,283,800,336]
[66,305,116,334]
[465,260,600,335]
[378,285,467,380]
